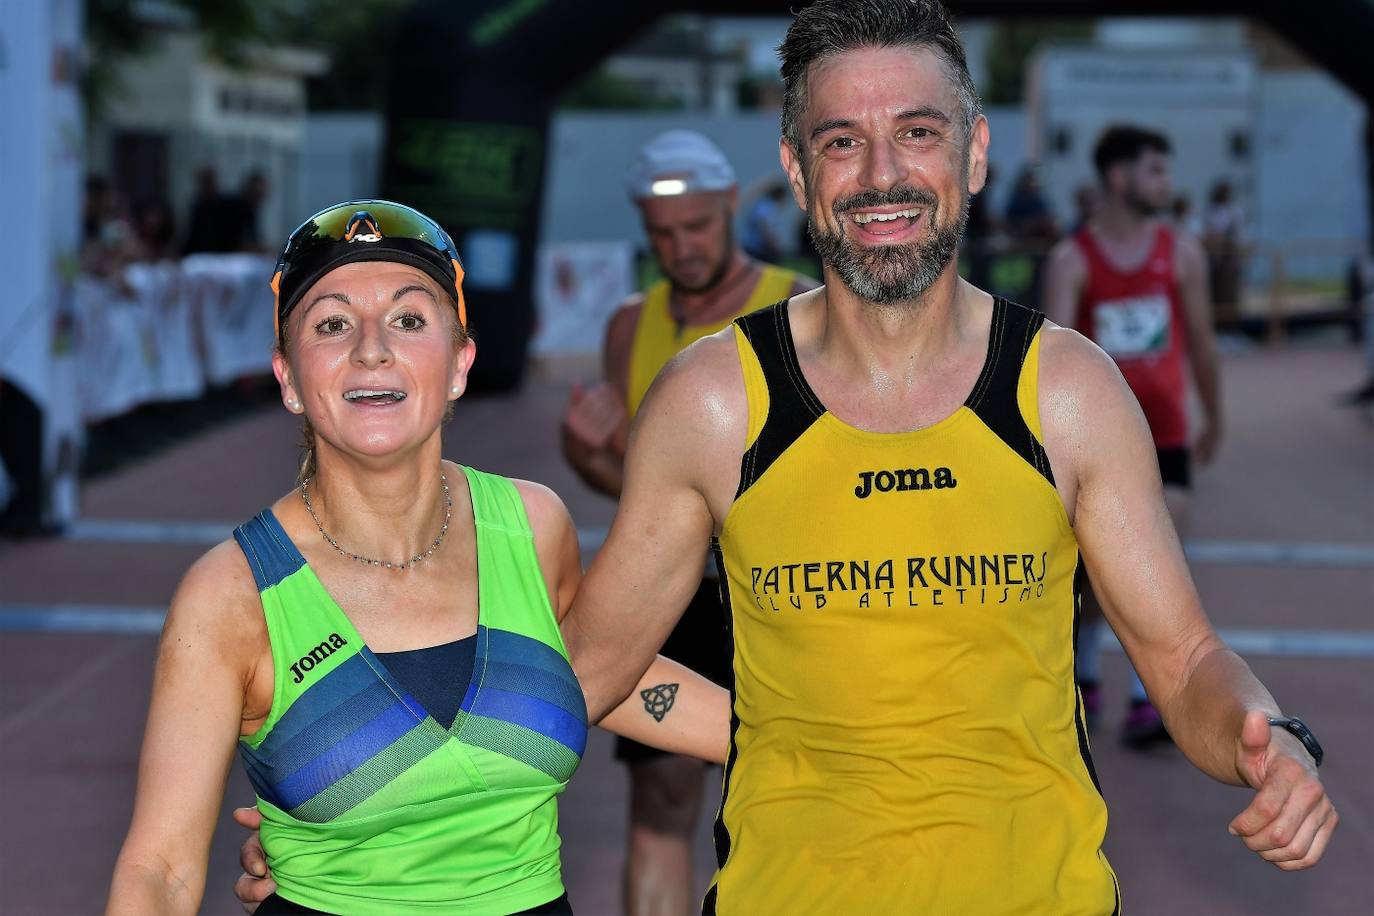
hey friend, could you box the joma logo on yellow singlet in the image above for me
[854,467,957,499]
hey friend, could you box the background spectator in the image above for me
[1204,179,1244,321]
[183,166,232,255]
[740,182,789,265]
[1004,164,1059,243]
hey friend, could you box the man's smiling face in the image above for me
[781,44,988,305]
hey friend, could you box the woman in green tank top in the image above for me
[108,201,728,916]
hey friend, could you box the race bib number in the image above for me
[1092,294,1171,358]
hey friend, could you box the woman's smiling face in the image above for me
[273,260,475,464]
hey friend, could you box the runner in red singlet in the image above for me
[1043,124,1222,747]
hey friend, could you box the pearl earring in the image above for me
[450,386,461,396]
[288,399,301,410]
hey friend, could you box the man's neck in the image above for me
[669,250,757,325]
[815,262,976,377]
[1093,196,1155,242]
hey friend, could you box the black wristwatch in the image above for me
[1268,716,1323,767]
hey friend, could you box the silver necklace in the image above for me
[300,474,451,570]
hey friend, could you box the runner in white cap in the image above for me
[562,130,815,916]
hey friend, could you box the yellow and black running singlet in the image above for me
[705,299,1120,915]
[625,265,798,418]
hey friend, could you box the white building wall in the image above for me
[1095,17,1247,49]
[91,32,321,242]
[299,113,385,216]
[540,111,790,246]
[1254,71,1369,278]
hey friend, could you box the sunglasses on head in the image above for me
[271,200,467,338]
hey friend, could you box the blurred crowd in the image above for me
[754,161,1249,318]
[80,166,271,283]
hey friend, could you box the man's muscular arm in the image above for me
[563,329,745,725]
[526,474,729,763]
[1038,326,1336,870]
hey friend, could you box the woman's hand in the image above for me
[231,806,276,913]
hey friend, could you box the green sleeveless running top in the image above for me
[233,466,587,915]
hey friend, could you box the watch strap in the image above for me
[1267,715,1323,767]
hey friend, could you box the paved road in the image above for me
[1,338,1371,915]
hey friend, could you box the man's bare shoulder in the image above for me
[660,325,746,395]
[635,325,749,443]
[604,294,645,354]
[1039,321,1126,387]
[625,325,749,513]
[1037,322,1143,437]
[1171,229,1207,274]
[609,292,645,327]
[1044,234,1086,275]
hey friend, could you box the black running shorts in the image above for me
[1156,446,1191,489]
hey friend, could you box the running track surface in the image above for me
[1,339,1370,915]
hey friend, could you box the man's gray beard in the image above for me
[808,192,969,305]
[667,219,735,295]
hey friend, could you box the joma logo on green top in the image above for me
[290,633,349,684]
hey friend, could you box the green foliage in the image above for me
[981,19,1093,105]
[85,0,271,116]
[470,0,551,49]
[557,69,684,111]
[273,0,413,110]
[83,0,154,117]
[84,0,414,114]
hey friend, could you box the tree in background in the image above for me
[982,19,1093,106]
[85,0,411,116]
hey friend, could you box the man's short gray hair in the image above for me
[778,0,982,156]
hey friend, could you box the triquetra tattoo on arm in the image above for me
[640,683,679,722]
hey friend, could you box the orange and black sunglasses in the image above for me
[271,199,467,338]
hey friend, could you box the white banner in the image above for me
[531,241,636,357]
[183,254,277,385]
[73,256,276,423]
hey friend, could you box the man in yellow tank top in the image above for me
[561,130,815,915]
[564,2,1337,913]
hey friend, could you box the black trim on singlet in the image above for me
[1071,555,1120,916]
[257,891,574,915]
[733,298,1054,500]
[1070,557,1103,795]
[964,298,1056,488]
[703,535,739,916]
[733,301,826,499]
[708,532,741,911]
